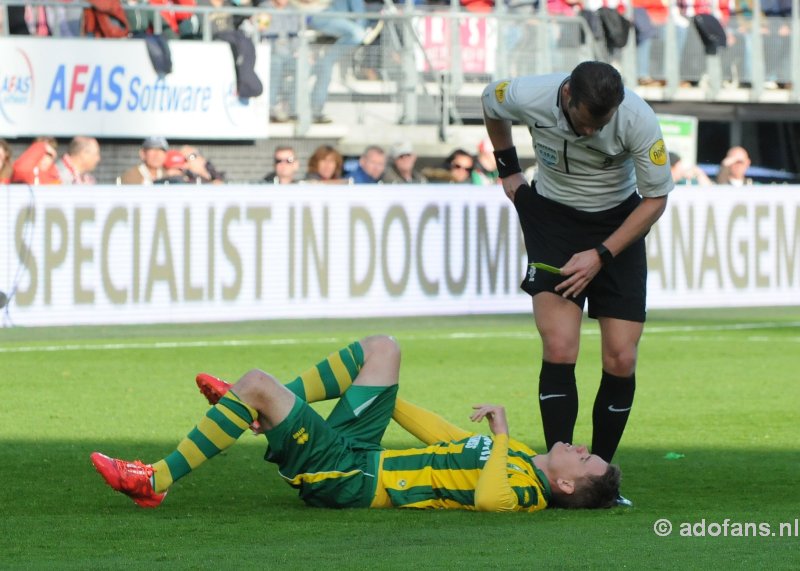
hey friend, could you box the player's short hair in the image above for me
[568,61,625,118]
[550,464,621,509]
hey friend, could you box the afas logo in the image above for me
[0,48,34,123]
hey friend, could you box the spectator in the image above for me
[56,137,101,185]
[381,141,428,184]
[350,145,386,184]
[669,151,712,186]
[180,145,226,184]
[471,138,499,185]
[149,0,200,38]
[155,150,193,184]
[303,144,346,183]
[716,146,753,186]
[11,138,61,185]
[0,140,13,184]
[120,137,169,185]
[263,146,300,184]
[632,0,665,85]
[300,0,383,122]
[444,148,475,184]
[258,0,302,122]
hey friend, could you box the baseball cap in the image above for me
[163,150,186,169]
[142,136,169,150]
[390,141,414,158]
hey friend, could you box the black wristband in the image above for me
[493,146,522,179]
[595,244,614,266]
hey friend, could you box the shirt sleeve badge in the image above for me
[649,139,668,165]
[495,81,510,104]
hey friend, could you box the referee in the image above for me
[482,61,674,504]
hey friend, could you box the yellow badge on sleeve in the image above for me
[495,81,510,103]
[649,139,667,165]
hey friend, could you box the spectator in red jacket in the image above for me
[11,139,62,185]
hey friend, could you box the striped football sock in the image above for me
[151,391,257,492]
[283,341,364,403]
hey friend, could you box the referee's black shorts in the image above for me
[514,183,647,323]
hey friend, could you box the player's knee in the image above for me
[234,369,280,404]
[362,334,400,363]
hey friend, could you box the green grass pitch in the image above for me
[1,309,799,569]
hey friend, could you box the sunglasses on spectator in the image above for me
[275,157,296,164]
[186,153,200,161]
[450,163,472,171]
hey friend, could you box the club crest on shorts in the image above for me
[528,265,536,282]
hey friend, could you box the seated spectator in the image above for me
[302,0,383,123]
[120,137,169,185]
[258,0,302,123]
[717,146,753,186]
[444,148,475,184]
[349,145,386,184]
[180,145,226,184]
[669,151,712,186]
[471,138,499,185]
[0,140,13,184]
[11,138,61,185]
[263,146,300,184]
[150,0,199,38]
[155,150,193,184]
[303,144,347,183]
[382,141,428,184]
[56,137,101,185]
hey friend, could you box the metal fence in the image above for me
[3,0,800,141]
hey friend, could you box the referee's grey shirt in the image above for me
[482,73,674,212]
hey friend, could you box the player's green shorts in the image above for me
[264,384,398,508]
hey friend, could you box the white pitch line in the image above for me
[1,321,799,354]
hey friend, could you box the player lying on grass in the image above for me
[91,335,620,511]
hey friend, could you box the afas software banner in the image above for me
[1,185,798,327]
[0,38,270,139]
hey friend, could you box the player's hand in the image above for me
[470,404,509,435]
[555,248,603,298]
[500,173,528,202]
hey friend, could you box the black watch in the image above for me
[595,244,614,266]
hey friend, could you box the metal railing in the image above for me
[2,0,799,140]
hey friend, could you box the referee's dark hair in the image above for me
[568,61,625,118]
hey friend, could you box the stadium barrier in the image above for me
[1,185,798,327]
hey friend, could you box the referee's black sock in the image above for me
[591,371,636,462]
[538,361,578,451]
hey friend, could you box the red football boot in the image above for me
[90,452,167,508]
[195,372,232,405]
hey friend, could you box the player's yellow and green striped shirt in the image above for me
[371,433,551,512]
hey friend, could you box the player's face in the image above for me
[566,102,616,138]
[548,442,608,481]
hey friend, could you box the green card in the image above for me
[530,262,561,274]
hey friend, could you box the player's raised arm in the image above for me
[470,404,518,512]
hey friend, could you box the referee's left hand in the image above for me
[555,248,603,298]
